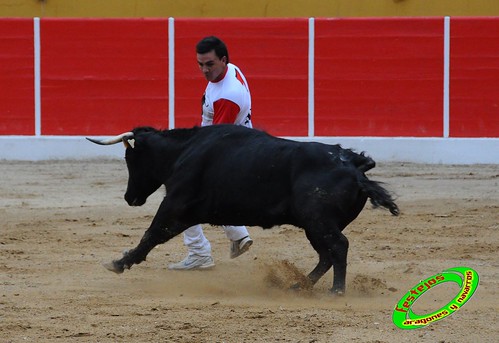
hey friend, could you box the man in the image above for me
[168,36,254,270]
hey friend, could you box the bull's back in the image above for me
[167,125,372,227]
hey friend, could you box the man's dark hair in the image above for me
[196,36,229,64]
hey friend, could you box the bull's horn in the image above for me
[86,132,134,145]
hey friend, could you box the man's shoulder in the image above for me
[228,63,241,71]
[228,63,247,77]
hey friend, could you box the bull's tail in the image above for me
[358,175,399,216]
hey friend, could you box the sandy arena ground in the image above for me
[1,159,498,342]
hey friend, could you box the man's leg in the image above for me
[168,224,214,270]
[223,225,253,259]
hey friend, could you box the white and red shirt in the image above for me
[201,63,252,128]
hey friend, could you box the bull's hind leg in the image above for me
[303,228,349,295]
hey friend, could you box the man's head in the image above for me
[196,36,229,82]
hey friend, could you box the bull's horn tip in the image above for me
[86,137,104,145]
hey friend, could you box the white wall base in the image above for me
[0,136,498,164]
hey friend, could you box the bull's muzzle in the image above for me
[125,194,146,207]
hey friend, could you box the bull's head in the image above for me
[86,129,162,207]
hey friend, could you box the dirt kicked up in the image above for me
[1,160,497,342]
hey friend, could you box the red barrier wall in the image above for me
[450,18,499,138]
[0,17,498,138]
[0,19,34,135]
[315,18,444,137]
[41,18,169,135]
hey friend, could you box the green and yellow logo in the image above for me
[392,266,479,330]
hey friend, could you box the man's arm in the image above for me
[213,98,240,124]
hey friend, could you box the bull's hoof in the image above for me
[329,288,345,296]
[289,280,313,292]
[102,260,125,274]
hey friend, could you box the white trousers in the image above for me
[183,224,249,257]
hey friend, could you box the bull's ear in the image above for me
[122,138,135,149]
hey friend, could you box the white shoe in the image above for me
[230,236,253,259]
[168,255,215,270]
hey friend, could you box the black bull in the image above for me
[87,125,399,294]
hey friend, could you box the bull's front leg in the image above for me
[102,226,175,273]
[103,199,186,274]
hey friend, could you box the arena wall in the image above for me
[0,17,498,163]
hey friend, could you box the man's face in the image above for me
[197,50,227,82]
